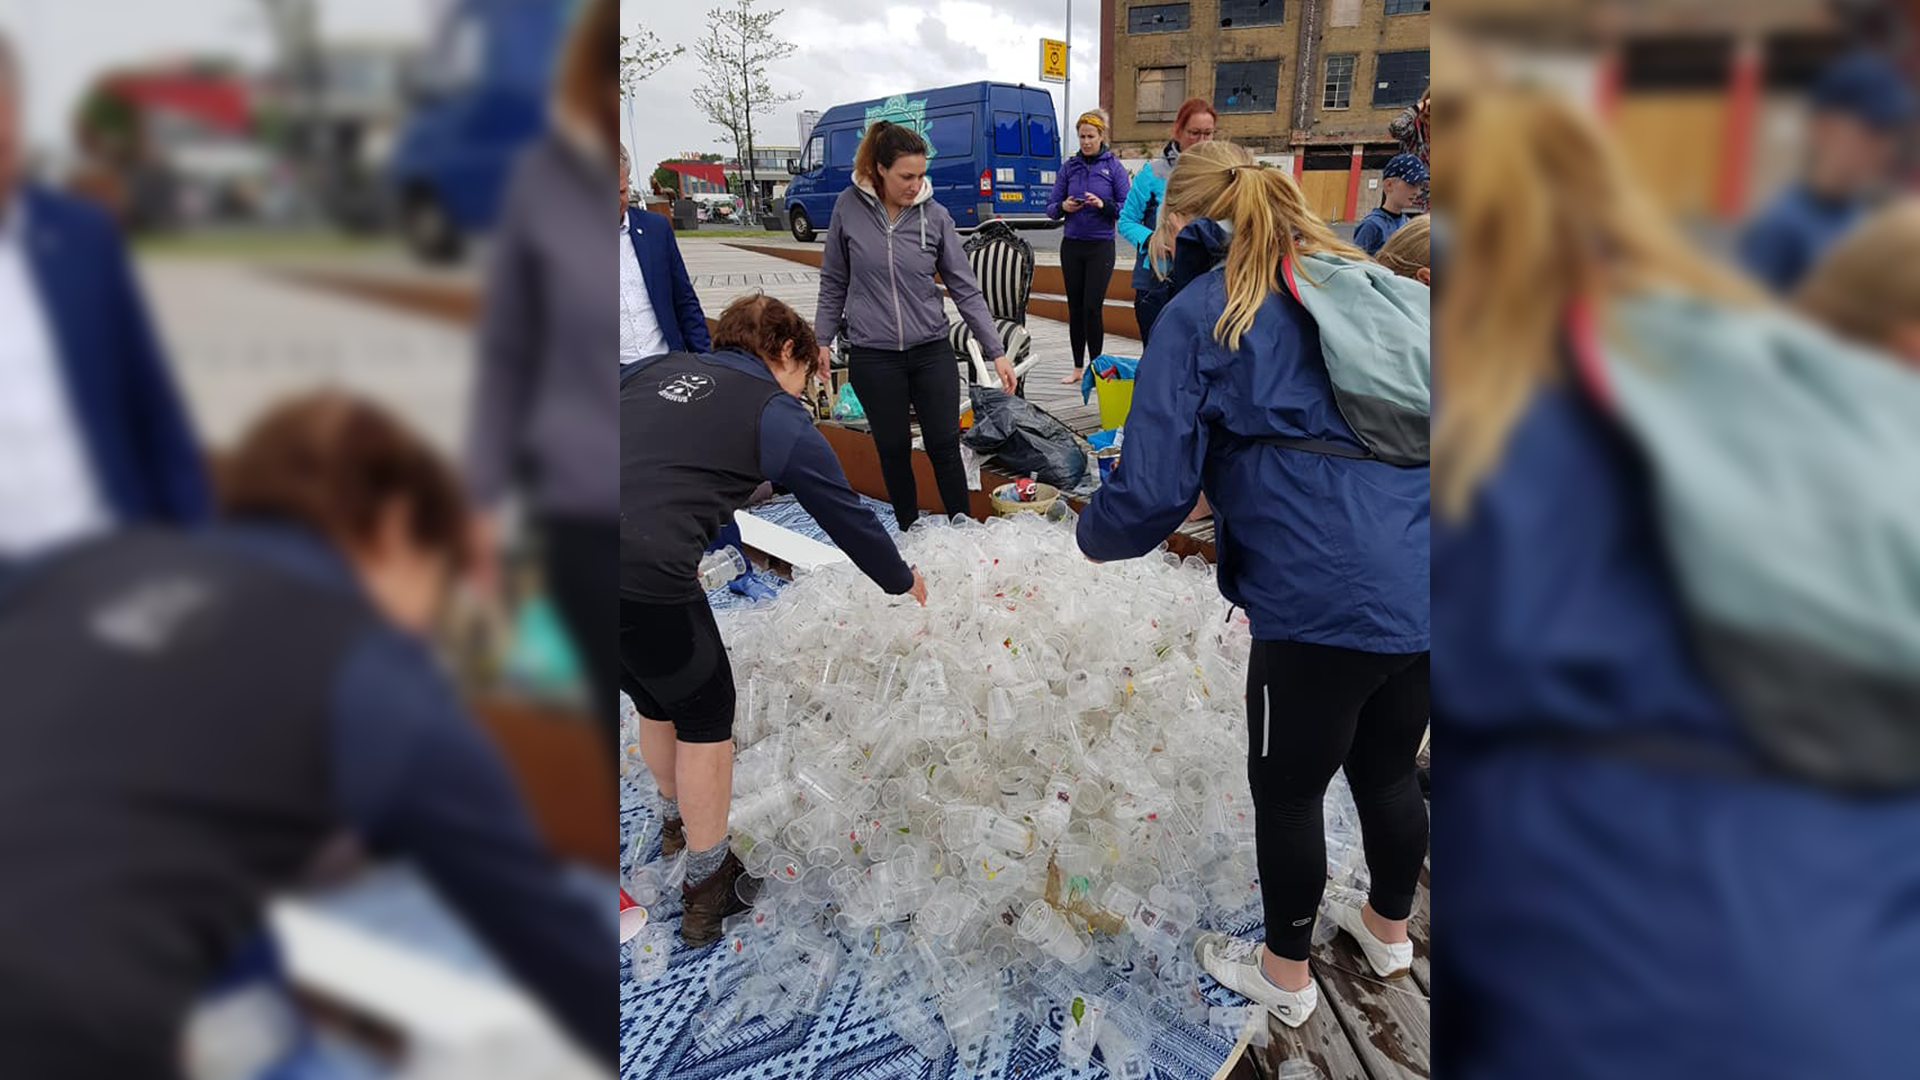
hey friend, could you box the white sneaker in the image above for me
[1193,932,1319,1028]
[1325,895,1413,978]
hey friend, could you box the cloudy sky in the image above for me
[1,0,433,155]
[624,0,1104,174]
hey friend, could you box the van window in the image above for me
[804,133,824,170]
[828,128,861,167]
[925,113,975,161]
[1027,113,1058,158]
[993,111,1023,155]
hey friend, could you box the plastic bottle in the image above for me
[696,546,747,591]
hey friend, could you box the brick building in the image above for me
[1099,0,1430,221]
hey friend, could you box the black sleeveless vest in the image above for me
[0,529,379,1077]
[620,351,785,602]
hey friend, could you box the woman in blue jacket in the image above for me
[1078,141,1429,1029]
[1438,87,1920,1080]
[1116,97,1216,344]
[1046,109,1129,383]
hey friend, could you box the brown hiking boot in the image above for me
[680,849,760,947]
[659,817,685,858]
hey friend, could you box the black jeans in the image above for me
[538,514,620,768]
[848,338,970,529]
[1245,639,1431,960]
[1060,237,1116,369]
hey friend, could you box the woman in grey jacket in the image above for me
[814,121,1014,530]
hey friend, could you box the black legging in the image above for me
[1060,237,1117,370]
[847,338,970,530]
[1245,639,1430,961]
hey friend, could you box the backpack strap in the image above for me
[1279,256,1304,305]
[1265,257,1377,461]
[1566,297,1615,412]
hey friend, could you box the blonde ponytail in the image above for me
[1151,142,1362,350]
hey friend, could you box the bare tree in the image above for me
[621,25,684,93]
[690,0,798,223]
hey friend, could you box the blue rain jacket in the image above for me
[1435,379,1920,1080]
[1076,266,1429,653]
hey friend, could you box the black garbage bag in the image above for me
[964,385,1088,489]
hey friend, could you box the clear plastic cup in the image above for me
[1016,901,1092,967]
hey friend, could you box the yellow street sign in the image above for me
[1040,38,1068,84]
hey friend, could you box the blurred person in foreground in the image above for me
[0,28,209,566]
[465,0,622,758]
[0,393,612,1078]
[620,140,708,366]
[1738,51,1917,293]
[1437,86,1920,1080]
[1078,143,1430,1028]
[1796,198,1920,367]
[622,294,926,946]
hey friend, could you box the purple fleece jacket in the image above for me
[1047,148,1130,241]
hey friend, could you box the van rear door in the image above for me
[1023,87,1060,215]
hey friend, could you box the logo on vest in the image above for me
[658,372,716,404]
[91,576,214,654]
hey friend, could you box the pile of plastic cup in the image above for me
[621,512,1375,1071]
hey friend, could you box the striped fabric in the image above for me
[948,319,1033,374]
[950,221,1036,376]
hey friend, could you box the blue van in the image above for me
[783,82,1061,242]
[387,0,570,261]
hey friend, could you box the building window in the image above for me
[1215,59,1280,113]
[1384,0,1428,13]
[1323,53,1356,109]
[1219,0,1281,29]
[1371,49,1428,107]
[1128,4,1189,34]
[1136,67,1187,122]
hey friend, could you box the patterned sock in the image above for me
[660,794,680,822]
[685,836,729,885]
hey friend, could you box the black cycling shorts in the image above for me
[617,596,736,743]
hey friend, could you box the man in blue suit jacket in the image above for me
[620,144,708,363]
[0,38,210,560]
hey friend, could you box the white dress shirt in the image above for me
[0,194,110,557]
[620,216,670,365]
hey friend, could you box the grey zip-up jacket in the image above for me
[814,176,1004,357]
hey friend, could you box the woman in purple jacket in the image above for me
[1047,110,1130,383]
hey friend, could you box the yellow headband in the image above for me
[1076,111,1107,133]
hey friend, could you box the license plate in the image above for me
[998,191,1022,202]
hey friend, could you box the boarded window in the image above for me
[1128,4,1190,33]
[1371,50,1428,107]
[1136,67,1187,122]
[1384,0,1429,14]
[1323,54,1356,109]
[1215,59,1280,114]
[1329,0,1360,26]
[1219,0,1281,29]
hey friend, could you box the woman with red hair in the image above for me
[1116,96,1216,343]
